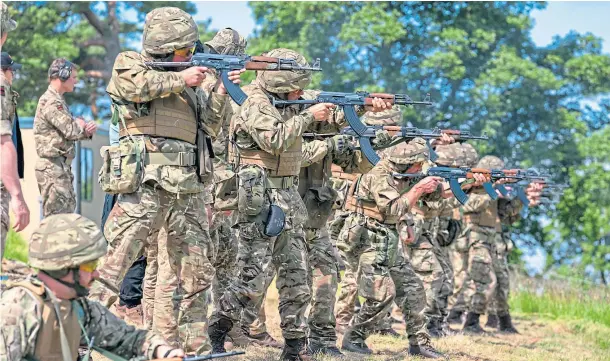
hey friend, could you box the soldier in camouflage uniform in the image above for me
[337,138,445,358]
[89,7,241,353]
[34,58,97,217]
[1,51,29,265]
[0,213,184,360]
[207,48,338,361]
[0,1,17,48]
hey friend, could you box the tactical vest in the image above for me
[9,281,80,361]
[119,88,198,144]
[228,137,302,177]
[344,175,402,224]
[331,164,359,181]
[463,192,498,228]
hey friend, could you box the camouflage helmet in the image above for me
[385,137,429,165]
[477,155,504,169]
[29,214,107,271]
[142,7,198,56]
[435,142,479,168]
[257,48,311,93]
[205,28,247,55]
[0,1,17,37]
[363,105,402,125]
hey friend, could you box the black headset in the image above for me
[58,60,73,81]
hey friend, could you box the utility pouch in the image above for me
[214,168,238,211]
[237,166,267,216]
[197,127,215,184]
[302,186,338,229]
[443,219,462,247]
[264,204,286,237]
[98,141,143,194]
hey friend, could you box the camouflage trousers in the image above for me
[462,226,497,315]
[488,232,511,316]
[34,157,76,217]
[89,183,215,353]
[436,217,455,323]
[0,186,9,267]
[448,225,471,313]
[239,259,276,336]
[337,215,429,346]
[210,186,311,340]
[211,209,239,313]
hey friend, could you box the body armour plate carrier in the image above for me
[228,137,303,177]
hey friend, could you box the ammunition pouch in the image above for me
[197,127,215,184]
[264,204,286,237]
[98,142,143,195]
[303,186,338,229]
[442,219,462,247]
[237,166,267,216]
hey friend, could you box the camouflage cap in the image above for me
[257,48,311,93]
[363,105,402,125]
[142,7,198,55]
[0,1,17,37]
[435,142,479,168]
[386,137,429,165]
[477,155,504,169]
[29,214,107,271]
[205,27,247,55]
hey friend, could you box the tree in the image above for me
[248,1,610,278]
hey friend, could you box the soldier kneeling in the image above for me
[0,213,183,360]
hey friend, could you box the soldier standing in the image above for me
[207,48,334,361]
[337,139,445,358]
[89,7,241,354]
[34,58,97,217]
[0,213,184,360]
[0,1,17,48]
[0,52,28,263]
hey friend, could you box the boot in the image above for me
[446,309,463,325]
[485,313,499,329]
[440,321,458,336]
[377,327,402,338]
[427,318,444,338]
[307,339,344,357]
[340,328,372,354]
[124,304,143,327]
[226,325,252,348]
[280,337,312,361]
[462,312,484,334]
[409,341,444,359]
[499,313,519,334]
[248,331,283,349]
[208,317,233,354]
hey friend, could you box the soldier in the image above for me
[207,48,337,361]
[89,7,242,353]
[1,52,29,264]
[34,58,97,217]
[337,138,446,358]
[0,213,184,360]
[0,1,17,48]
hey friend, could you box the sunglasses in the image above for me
[80,259,99,273]
[174,45,196,57]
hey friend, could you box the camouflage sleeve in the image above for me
[241,98,315,155]
[196,73,229,138]
[82,299,167,359]
[40,102,88,141]
[332,148,374,174]
[461,192,493,213]
[0,288,42,361]
[107,51,186,103]
[366,173,410,216]
[301,139,329,167]
[0,81,13,136]
[498,198,523,225]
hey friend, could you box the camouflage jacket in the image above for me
[0,73,16,138]
[106,51,228,193]
[34,86,89,159]
[0,278,167,361]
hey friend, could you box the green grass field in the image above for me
[3,228,28,263]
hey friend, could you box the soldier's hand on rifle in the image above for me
[372,129,392,147]
[415,176,443,194]
[307,103,336,121]
[217,69,246,95]
[180,66,209,87]
[154,345,185,358]
[463,173,488,189]
[432,133,455,146]
[364,97,391,112]
[327,134,351,155]
[494,177,512,185]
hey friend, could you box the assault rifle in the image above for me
[303,125,488,165]
[277,92,432,164]
[146,54,322,105]
[152,351,246,361]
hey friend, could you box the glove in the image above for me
[327,134,352,155]
[372,129,392,148]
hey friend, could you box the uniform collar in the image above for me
[47,84,65,101]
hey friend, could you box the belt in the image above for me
[267,176,297,189]
[144,152,196,166]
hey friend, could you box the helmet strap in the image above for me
[42,269,90,298]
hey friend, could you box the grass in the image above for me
[3,228,28,263]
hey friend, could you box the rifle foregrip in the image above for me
[251,55,279,62]
[244,61,274,70]
[470,168,491,174]
[441,129,461,135]
[369,93,394,98]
